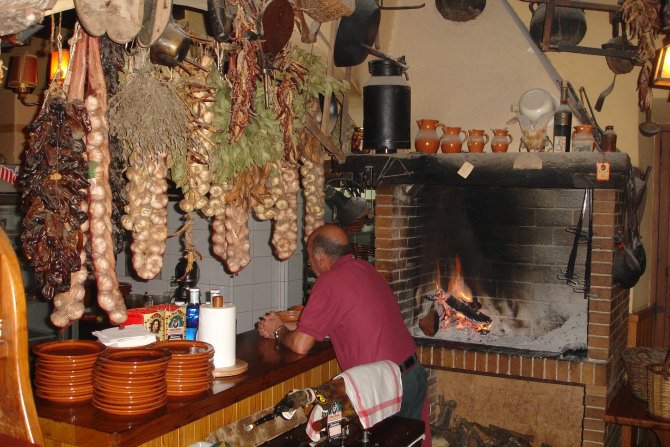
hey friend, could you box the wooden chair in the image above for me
[0,227,43,446]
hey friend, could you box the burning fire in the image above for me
[434,257,492,334]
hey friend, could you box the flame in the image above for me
[434,256,492,334]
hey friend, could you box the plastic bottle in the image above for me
[185,288,200,341]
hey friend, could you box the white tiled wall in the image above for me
[116,200,305,334]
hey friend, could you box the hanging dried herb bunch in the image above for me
[108,62,196,164]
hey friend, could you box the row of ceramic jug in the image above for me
[415,119,513,154]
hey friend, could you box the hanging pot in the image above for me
[333,0,381,67]
[207,0,236,43]
[604,36,635,74]
[137,0,173,47]
[529,3,587,47]
[150,19,191,69]
[435,0,486,22]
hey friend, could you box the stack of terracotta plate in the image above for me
[92,348,171,415]
[33,340,106,404]
[151,340,214,397]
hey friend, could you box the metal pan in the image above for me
[334,0,381,67]
[333,0,424,68]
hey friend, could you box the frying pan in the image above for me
[260,0,294,57]
[334,0,424,67]
[334,0,381,67]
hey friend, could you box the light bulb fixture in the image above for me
[652,45,670,88]
[7,53,39,106]
[49,48,69,82]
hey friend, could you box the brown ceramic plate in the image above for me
[97,348,172,365]
[92,396,167,415]
[93,372,166,385]
[151,340,214,358]
[33,340,106,360]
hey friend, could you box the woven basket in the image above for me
[648,364,670,420]
[301,0,355,23]
[621,347,667,401]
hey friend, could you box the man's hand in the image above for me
[257,312,283,339]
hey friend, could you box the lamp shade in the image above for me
[652,46,670,88]
[49,49,69,81]
[7,54,38,93]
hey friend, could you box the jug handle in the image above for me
[460,129,468,143]
[507,133,513,144]
[483,133,490,145]
[437,123,446,137]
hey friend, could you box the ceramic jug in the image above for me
[571,124,596,152]
[414,119,442,154]
[440,126,468,153]
[466,129,489,153]
[490,128,513,153]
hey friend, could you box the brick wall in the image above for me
[374,185,628,447]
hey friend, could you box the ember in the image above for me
[428,258,492,334]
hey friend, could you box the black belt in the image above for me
[398,353,417,374]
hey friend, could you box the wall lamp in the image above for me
[7,53,39,106]
[652,44,670,88]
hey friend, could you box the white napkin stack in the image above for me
[92,324,158,348]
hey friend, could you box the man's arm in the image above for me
[258,312,316,354]
[278,327,316,354]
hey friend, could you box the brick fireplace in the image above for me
[338,152,631,447]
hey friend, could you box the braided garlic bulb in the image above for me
[85,95,126,324]
[122,151,168,280]
[212,198,251,274]
[300,153,325,242]
[271,163,299,260]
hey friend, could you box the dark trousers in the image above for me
[398,363,427,420]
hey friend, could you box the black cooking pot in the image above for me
[334,0,381,67]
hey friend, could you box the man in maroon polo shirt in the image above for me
[258,224,431,446]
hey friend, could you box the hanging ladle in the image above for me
[639,109,661,137]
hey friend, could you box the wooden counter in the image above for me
[37,331,338,447]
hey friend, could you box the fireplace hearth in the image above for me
[335,152,632,447]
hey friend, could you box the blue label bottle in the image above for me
[185,288,200,341]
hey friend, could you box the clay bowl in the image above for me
[33,340,106,361]
[278,310,301,323]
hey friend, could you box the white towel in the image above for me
[336,360,402,429]
[304,360,403,441]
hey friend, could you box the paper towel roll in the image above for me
[197,303,236,368]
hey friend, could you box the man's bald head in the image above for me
[308,224,352,261]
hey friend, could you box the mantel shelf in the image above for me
[334,152,632,189]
